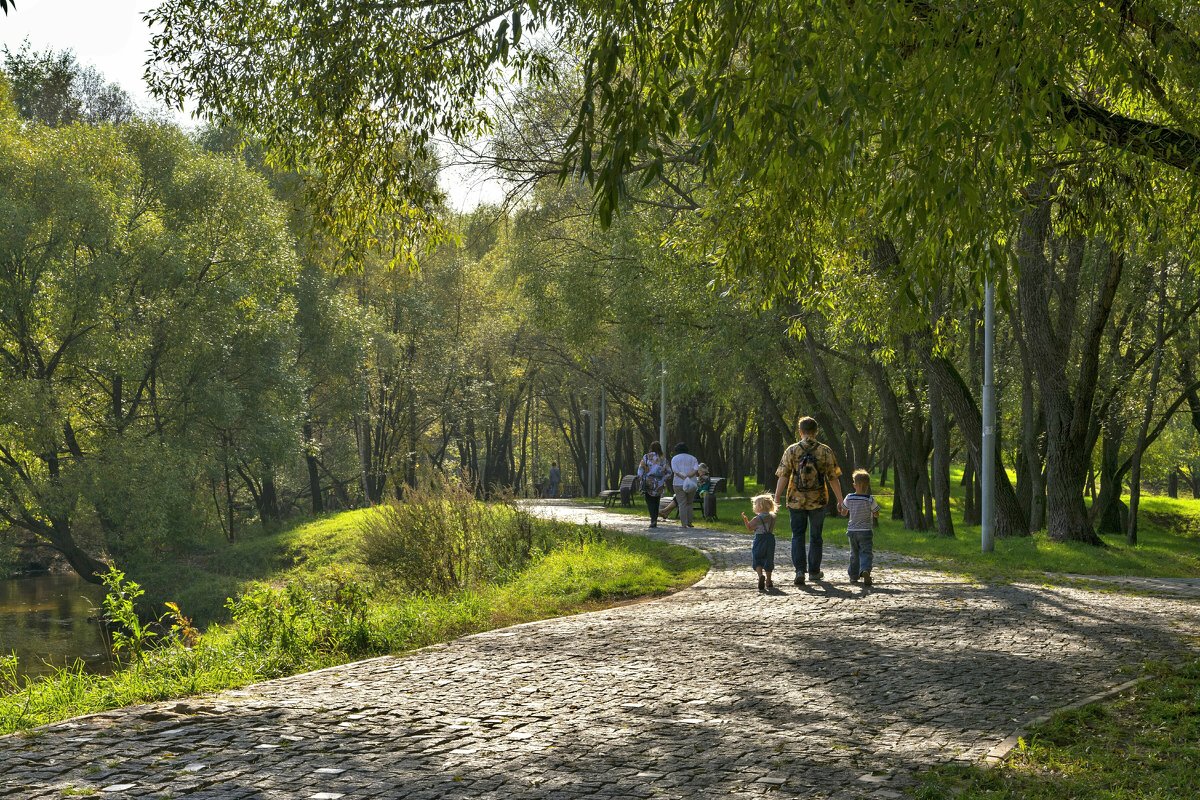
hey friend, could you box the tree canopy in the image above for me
[147,2,1200,276]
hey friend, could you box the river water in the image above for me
[0,573,112,679]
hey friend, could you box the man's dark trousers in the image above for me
[790,507,826,576]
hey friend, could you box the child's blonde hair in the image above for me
[751,493,777,514]
[852,469,871,491]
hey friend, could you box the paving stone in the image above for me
[2,502,1199,800]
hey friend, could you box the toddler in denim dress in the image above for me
[742,493,778,593]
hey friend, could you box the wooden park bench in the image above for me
[661,476,726,521]
[601,474,638,507]
[699,476,725,521]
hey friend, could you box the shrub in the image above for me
[357,479,481,593]
[357,478,562,593]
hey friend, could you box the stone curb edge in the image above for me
[982,676,1147,766]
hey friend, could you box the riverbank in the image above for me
[0,503,707,734]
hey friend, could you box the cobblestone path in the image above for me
[3,503,1200,799]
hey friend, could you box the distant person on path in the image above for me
[840,469,881,586]
[775,416,844,585]
[742,493,778,593]
[670,442,700,528]
[659,461,708,520]
[548,462,561,498]
[636,441,671,528]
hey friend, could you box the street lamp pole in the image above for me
[599,387,607,492]
[659,361,667,448]
[587,398,597,497]
[981,278,996,553]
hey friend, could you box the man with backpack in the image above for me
[774,416,844,585]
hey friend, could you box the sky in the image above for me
[0,0,503,211]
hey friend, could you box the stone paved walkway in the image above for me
[3,503,1200,799]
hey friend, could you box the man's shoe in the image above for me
[758,575,766,592]
[861,572,873,587]
[849,575,859,584]
[793,573,805,586]
[809,571,824,582]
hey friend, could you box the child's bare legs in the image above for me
[764,569,773,590]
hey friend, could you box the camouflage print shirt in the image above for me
[775,439,842,510]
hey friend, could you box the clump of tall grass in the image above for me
[357,477,568,592]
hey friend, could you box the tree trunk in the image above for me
[1016,199,1113,545]
[49,518,109,585]
[356,416,380,504]
[925,355,1026,535]
[804,333,871,471]
[260,469,281,527]
[303,421,324,514]
[222,438,237,541]
[1127,267,1169,545]
[867,361,927,531]
[1093,427,1126,535]
[929,377,955,537]
[962,454,980,526]
[1168,471,1179,499]
[1013,310,1047,531]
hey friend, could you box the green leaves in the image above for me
[0,119,303,565]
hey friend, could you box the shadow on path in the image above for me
[2,503,1198,799]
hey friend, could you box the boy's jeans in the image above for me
[789,507,826,576]
[848,529,874,580]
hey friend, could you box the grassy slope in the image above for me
[129,509,377,626]
[0,509,707,734]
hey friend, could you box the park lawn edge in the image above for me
[0,512,709,736]
[910,656,1200,799]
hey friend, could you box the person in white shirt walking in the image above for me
[669,442,700,528]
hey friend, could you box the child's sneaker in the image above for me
[758,575,766,593]
[861,572,872,587]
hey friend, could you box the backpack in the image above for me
[794,444,824,491]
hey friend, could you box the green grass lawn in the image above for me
[0,507,707,734]
[912,658,1200,799]
[590,478,1200,581]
